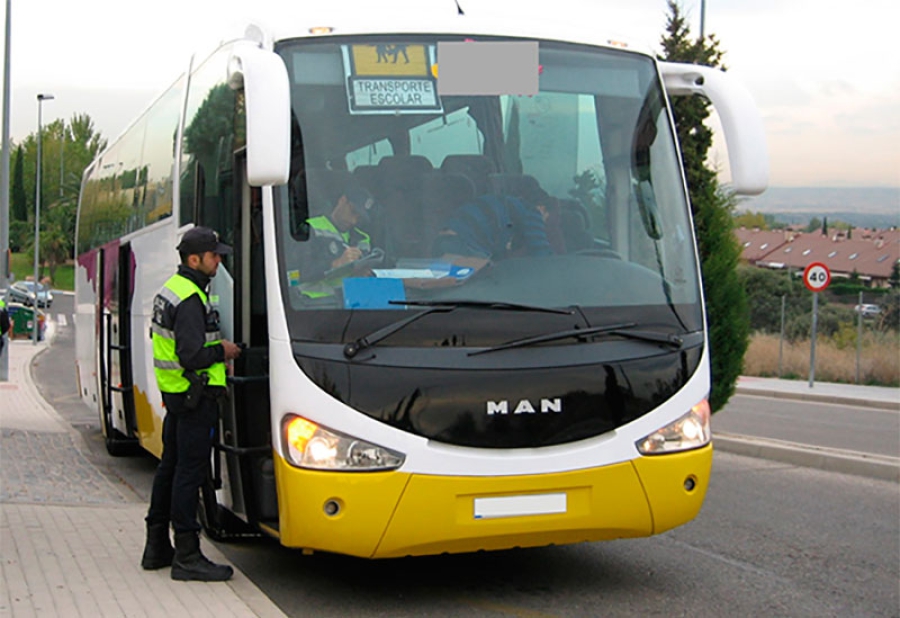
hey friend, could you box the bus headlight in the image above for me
[636,399,711,455]
[282,415,405,471]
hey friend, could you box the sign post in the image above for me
[803,262,831,387]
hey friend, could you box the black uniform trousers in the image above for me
[146,392,218,534]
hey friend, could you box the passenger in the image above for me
[432,192,553,260]
[0,296,9,357]
[516,180,567,255]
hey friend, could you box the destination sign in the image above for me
[350,78,439,111]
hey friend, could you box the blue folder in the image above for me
[343,277,406,310]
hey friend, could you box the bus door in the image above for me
[204,151,276,537]
[97,242,139,455]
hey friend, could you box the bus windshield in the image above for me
[274,36,702,345]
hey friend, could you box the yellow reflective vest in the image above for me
[151,273,226,393]
[300,216,371,298]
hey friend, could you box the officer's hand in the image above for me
[221,340,242,361]
[332,246,363,268]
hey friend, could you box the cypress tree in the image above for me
[660,1,750,411]
[12,146,26,221]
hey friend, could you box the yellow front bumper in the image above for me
[273,444,712,558]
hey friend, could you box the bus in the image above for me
[75,4,768,559]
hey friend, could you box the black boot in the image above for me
[171,531,234,582]
[141,522,174,570]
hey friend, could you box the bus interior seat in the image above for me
[440,155,496,196]
[377,154,433,177]
[351,165,383,200]
[374,156,434,256]
[488,173,552,201]
[422,172,476,256]
[557,198,594,252]
[305,168,353,217]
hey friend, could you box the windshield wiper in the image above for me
[397,299,574,315]
[343,299,574,359]
[469,322,685,356]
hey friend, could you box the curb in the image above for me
[714,432,900,483]
[734,386,900,411]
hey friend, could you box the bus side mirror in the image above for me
[660,62,769,196]
[229,42,291,187]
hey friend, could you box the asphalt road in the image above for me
[716,393,900,458]
[35,293,900,617]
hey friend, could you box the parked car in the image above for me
[8,281,53,308]
[6,302,46,341]
[854,303,881,318]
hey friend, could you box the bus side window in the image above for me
[179,44,245,236]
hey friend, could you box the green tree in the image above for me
[733,210,768,229]
[13,113,106,280]
[890,261,900,290]
[660,1,749,412]
[12,146,26,221]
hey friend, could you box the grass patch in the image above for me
[9,252,74,292]
[745,331,900,387]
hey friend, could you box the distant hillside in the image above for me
[737,187,900,229]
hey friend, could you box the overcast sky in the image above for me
[3,0,899,189]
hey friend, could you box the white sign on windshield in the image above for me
[350,78,438,110]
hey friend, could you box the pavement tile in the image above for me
[0,340,287,618]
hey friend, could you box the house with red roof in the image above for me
[734,227,899,287]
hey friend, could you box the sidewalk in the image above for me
[0,338,287,618]
[735,375,900,411]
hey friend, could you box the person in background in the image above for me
[0,296,10,357]
[142,226,242,582]
[432,191,553,260]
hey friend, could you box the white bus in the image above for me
[75,4,767,558]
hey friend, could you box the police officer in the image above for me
[300,186,375,297]
[141,226,241,582]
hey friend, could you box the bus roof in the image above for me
[261,1,653,57]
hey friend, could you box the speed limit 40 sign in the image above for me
[803,262,831,293]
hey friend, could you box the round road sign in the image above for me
[803,262,831,293]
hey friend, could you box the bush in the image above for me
[738,265,808,334]
[9,220,30,253]
[785,304,856,342]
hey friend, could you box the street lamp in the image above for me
[33,93,54,345]
[60,125,65,197]
[1,0,12,380]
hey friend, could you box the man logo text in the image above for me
[487,399,562,415]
